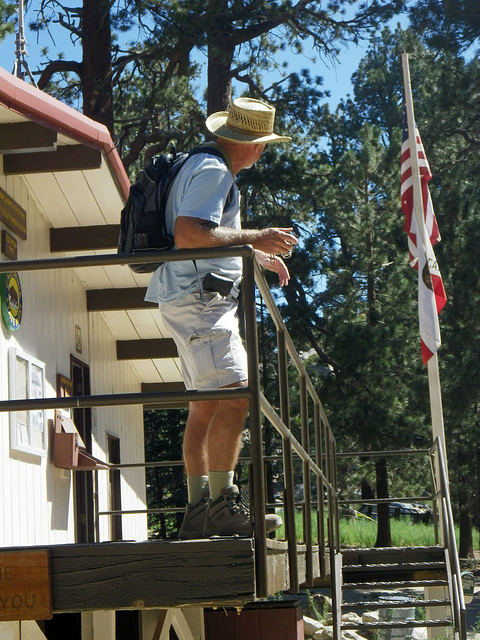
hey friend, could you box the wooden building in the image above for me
[0,66,154,638]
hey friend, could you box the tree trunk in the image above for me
[375,457,392,547]
[207,42,234,113]
[361,477,375,500]
[459,502,474,558]
[206,0,234,113]
[82,0,114,132]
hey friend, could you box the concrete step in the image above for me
[342,598,451,611]
[341,619,452,631]
[342,546,444,567]
[343,579,449,590]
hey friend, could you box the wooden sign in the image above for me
[0,186,27,240]
[1,230,17,260]
[0,550,52,621]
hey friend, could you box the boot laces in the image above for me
[229,489,250,516]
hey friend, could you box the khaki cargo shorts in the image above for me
[158,291,248,391]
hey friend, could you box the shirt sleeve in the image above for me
[176,156,234,226]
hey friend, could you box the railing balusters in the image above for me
[0,246,340,605]
[277,328,299,593]
[300,374,313,586]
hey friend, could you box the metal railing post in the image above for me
[315,405,326,578]
[242,252,268,597]
[300,374,313,586]
[277,329,298,593]
[94,470,100,542]
[434,438,466,640]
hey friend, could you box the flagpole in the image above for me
[401,52,448,474]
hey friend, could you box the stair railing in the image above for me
[431,437,466,640]
[0,246,340,602]
[254,261,341,613]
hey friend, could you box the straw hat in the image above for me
[205,97,291,144]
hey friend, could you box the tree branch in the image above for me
[36,59,83,89]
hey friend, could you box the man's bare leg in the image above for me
[183,382,248,501]
[179,383,248,539]
[183,399,218,477]
[207,395,249,472]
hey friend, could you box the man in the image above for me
[145,97,297,538]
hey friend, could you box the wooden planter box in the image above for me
[204,600,304,640]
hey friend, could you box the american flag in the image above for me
[401,102,447,365]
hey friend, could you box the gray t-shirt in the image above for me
[145,151,242,303]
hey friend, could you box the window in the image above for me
[8,347,47,456]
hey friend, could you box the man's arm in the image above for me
[174,216,297,256]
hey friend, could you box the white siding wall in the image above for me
[89,312,147,542]
[0,172,147,547]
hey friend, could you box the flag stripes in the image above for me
[401,101,447,364]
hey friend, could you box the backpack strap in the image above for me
[183,144,236,300]
[190,143,235,207]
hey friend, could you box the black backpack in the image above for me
[118,144,228,274]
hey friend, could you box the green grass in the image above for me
[273,510,446,548]
[339,516,438,548]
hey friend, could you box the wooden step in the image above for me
[342,546,444,566]
[344,561,445,572]
[341,619,452,631]
[342,598,451,611]
[343,579,449,590]
[343,561,447,584]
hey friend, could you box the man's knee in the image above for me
[223,395,249,415]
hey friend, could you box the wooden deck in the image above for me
[0,538,324,616]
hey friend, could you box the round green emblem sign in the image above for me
[1,272,23,330]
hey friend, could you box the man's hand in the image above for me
[251,227,297,256]
[255,250,290,287]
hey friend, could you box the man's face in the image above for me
[244,143,266,168]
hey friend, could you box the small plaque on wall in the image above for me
[0,550,52,621]
[1,230,17,260]
[0,186,27,240]
[1,272,22,331]
[75,325,82,354]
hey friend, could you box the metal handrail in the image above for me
[0,246,340,602]
[254,258,340,607]
[336,442,465,640]
[337,447,438,532]
[431,438,466,640]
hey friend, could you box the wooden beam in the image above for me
[51,225,120,252]
[1,539,255,613]
[117,338,178,360]
[0,122,57,154]
[141,382,185,393]
[87,288,154,311]
[3,145,102,174]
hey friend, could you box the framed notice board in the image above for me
[8,347,47,457]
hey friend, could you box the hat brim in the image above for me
[206,112,291,144]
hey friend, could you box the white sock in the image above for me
[187,475,209,504]
[209,471,235,501]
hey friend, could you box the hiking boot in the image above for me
[178,495,209,540]
[203,485,282,537]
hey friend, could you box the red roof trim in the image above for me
[0,67,130,201]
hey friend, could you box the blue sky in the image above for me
[0,7,373,110]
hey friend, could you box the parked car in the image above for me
[358,501,433,524]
